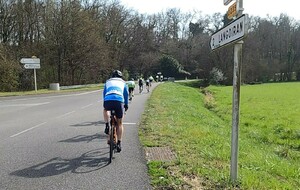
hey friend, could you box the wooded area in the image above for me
[1,0,300,91]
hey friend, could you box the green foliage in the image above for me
[140,81,300,189]
[122,69,129,81]
[158,55,190,78]
[0,46,20,92]
[1,0,300,91]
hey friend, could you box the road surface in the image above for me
[0,85,156,190]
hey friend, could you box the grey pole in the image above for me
[230,41,243,181]
[230,0,243,182]
[34,68,37,92]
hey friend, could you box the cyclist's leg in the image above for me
[103,102,111,134]
[116,118,123,142]
[103,109,109,123]
[114,101,125,152]
[129,87,133,100]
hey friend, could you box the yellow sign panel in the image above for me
[227,2,237,19]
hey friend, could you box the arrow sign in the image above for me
[20,58,40,64]
[210,14,248,51]
[24,64,41,69]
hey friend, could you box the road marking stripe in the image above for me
[123,122,136,125]
[0,102,50,107]
[56,111,75,119]
[10,122,47,138]
[1,90,102,102]
[81,104,93,109]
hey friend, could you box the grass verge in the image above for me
[140,81,300,189]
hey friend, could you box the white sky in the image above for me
[120,0,300,21]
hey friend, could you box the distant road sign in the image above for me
[210,14,248,51]
[24,64,41,69]
[227,2,237,19]
[224,0,233,5]
[20,58,40,64]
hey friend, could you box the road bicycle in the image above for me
[108,110,117,163]
[146,84,150,92]
[139,85,143,93]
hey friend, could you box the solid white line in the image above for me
[123,122,136,125]
[56,111,75,119]
[10,122,47,138]
[0,102,50,107]
[81,104,93,109]
[2,90,102,102]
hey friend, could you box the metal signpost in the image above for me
[20,57,41,92]
[210,0,247,182]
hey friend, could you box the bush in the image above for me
[0,46,21,92]
[209,67,227,85]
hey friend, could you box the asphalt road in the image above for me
[0,85,155,190]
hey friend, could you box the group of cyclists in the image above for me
[102,70,155,154]
[137,75,154,94]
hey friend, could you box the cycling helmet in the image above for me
[111,70,122,78]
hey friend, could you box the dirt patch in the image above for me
[202,89,216,109]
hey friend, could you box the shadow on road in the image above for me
[70,120,105,127]
[10,148,110,178]
[59,133,106,143]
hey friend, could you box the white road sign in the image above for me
[24,64,41,69]
[20,58,40,64]
[224,0,233,5]
[210,14,248,51]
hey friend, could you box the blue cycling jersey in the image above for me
[103,78,129,105]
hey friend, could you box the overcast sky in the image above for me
[120,0,300,21]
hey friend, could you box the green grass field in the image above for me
[140,81,300,189]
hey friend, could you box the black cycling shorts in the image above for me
[103,100,124,119]
[129,87,134,93]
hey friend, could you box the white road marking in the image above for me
[1,90,102,102]
[56,111,75,119]
[0,102,50,107]
[123,122,136,125]
[81,104,93,109]
[10,122,47,138]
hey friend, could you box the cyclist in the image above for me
[103,70,129,152]
[148,75,154,87]
[138,77,144,93]
[126,78,135,101]
[145,78,150,92]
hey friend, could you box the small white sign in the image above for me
[24,64,41,69]
[224,0,234,5]
[20,58,40,64]
[210,14,248,51]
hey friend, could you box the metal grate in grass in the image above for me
[145,147,176,161]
